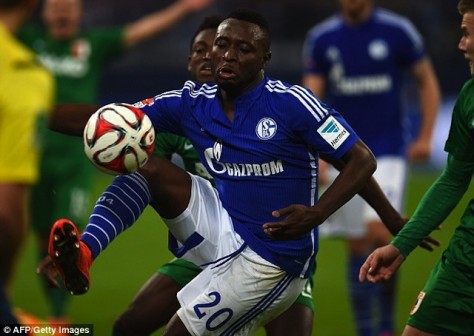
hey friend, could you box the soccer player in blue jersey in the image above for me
[111,15,315,336]
[43,8,428,335]
[302,0,441,335]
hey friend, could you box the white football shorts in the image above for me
[161,173,306,335]
[318,156,407,238]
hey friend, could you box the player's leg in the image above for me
[346,233,377,336]
[113,273,181,336]
[32,151,93,322]
[30,170,70,323]
[264,275,314,336]
[0,184,28,324]
[264,304,313,336]
[364,157,407,336]
[321,165,377,336]
[50,157,194,332]
[113,259,202,336]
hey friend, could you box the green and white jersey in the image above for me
[154,133,213,183]
[19,25,124,157]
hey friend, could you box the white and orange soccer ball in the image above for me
[83,103,155,175]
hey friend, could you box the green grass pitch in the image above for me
[11,170,468,335]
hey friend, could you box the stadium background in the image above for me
[13,0,473,335]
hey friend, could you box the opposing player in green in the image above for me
[19,0,214,324]
[359,1,474,334]
[111,15,315,336]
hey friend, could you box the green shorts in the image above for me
[407,245,474,336]
[158,258,315,311]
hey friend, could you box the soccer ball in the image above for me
[83,103,155,175]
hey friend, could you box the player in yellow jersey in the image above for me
[0,0,54,324]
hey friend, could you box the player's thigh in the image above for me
[176,248,306,336]
[264,302,313,336]
[406,255,474,336]
[163,174,241,266]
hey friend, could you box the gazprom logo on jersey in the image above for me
[317,116,350,149]
[204,148,284,177]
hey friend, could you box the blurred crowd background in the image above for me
[28,0,468,104]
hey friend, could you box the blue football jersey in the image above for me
[136,77,360,277]
[303,8,426,157]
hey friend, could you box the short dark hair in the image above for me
[0,0,27,10]
[189,15,223,51]
[458,0,474,14]
[225,8,271,50]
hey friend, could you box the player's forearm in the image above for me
[357,177,405,236]
[392,155,473,258]
[49,104,100,136]
[317,141,376,221]
[416,60,441,145]
[123,1,195,48]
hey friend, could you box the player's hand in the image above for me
[407,138,431,163]
[263,204,316,240]
[37,255,62,289]
[359,244,405,283]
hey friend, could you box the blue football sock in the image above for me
[348,254,376,336]
[81,172,151,259]
[377,272,397,334]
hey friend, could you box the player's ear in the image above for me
[262,50,272,69]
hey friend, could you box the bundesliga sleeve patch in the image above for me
[317,116,350,149]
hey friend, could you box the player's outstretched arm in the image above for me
[358,244,405,283]
[123,0,215,48]
[49,104,100,136]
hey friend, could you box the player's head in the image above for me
[458,0,474,75]
[188,15,223,84]
[42,0,82,40]
[339,0,373,24]
[458,0,474,15]
[0,0,37,30]
[211,9,272,95]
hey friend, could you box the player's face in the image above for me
[188,28,217,85]
[42,0,82,40]
[459,11,474,76]
[211,18,271,95]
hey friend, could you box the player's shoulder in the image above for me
[263,78,328,118]
[182,80,218,99]
[305,14,343,41]
[457,78,474,107]
[373,7,419,34]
